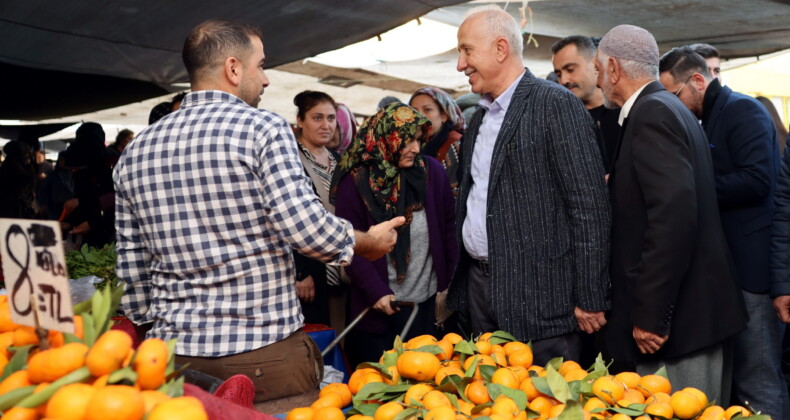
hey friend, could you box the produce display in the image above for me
[0,285,208,420]
[289,332,768,420]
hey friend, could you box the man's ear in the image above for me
[690,72,707,92]
[608,56,620,84]
[495,37,510,62]
[224,57,242,86]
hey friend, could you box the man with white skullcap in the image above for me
[596,24,747,402]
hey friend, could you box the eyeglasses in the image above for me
[673,75,693,97]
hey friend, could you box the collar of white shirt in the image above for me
[618,81,652,126]
[479,70,526,113]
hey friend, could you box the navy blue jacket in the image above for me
[771,134,790,297]
[702,79,779,293]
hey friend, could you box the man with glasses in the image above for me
[659,46,788,418]
[597,25,747,403]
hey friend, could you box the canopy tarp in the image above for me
[0,0,466,119]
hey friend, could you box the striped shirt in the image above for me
[114,90,356,357]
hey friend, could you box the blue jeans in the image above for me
[731,291,790,419]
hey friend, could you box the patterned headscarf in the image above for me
[336,103,431,283]
[335,103,357,156]
[409,87,465,132]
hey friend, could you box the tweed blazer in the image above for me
[447,69,611,341]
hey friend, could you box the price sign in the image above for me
[0,219,74,333]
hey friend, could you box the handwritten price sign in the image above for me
[0,219,74,333]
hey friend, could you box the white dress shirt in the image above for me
[618,82,652,126]
[462,71,525,260]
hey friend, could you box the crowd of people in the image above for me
[0,124,134,248]
[2,4,790,417]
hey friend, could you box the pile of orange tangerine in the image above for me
[288,331,765,420]
[0,294,208,420]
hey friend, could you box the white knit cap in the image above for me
[599,24,659,66]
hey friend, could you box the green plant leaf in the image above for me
[358,362,391,378]
[354,403,380,417]
[82,312,96,346]
[545,364,571,403]
[479,364,497,382]
[471,402,493,414]
[165,338,178,375]
[454,340,477,357]
[557,399,584,420]
[413,345,444,355]
[545,357,563,371]
[488,331,517,345]
[382,351,399,368]
[394,407,420,420]
[530,376,554,398]
[108,366,137,384]
[353,382,391,405]
[610,405,646,416]
[394,336,404,354]
[653,366,669,379]
[72,297,92,315]
[447,392,459,409]
[441,374,473,403]
[464,356,480,378]
[0,345,33,381]
[486,383,527,411]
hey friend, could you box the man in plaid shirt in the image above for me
[113,20,403,402]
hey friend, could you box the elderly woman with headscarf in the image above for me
[409,87,465,197]
[332,103,458,367]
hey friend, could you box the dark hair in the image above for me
[756,96,789,151]
[182,20,263,82]
[545,72,559,83]
[551,35,597,59]
[293,90,336,121]
[689,43,719,59]
[148,102,172,124]
[377,96,401,111]
[115,129,134,143]
[171,92,187,106]
[659,46,711,82]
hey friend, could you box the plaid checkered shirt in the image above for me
[114,90,356,357]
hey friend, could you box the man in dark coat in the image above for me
[659,46,788,418]
[447,5,611,365]
[596,25,747,403]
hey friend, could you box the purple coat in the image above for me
[334,156,458,333]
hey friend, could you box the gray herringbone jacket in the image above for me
[447,69,611,341]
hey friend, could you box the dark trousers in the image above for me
[467,260,583,365]
[175,329,323,403]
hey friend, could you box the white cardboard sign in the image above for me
[0,219,74,333]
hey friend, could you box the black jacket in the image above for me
[606,81,747,363]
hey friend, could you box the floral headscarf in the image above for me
[409,87,465,132]
[335,103,431,283]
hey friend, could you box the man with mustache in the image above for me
[113,19,404,403]
[597,24,747,402]
[552,35,620,173]
[447,6,611,365]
